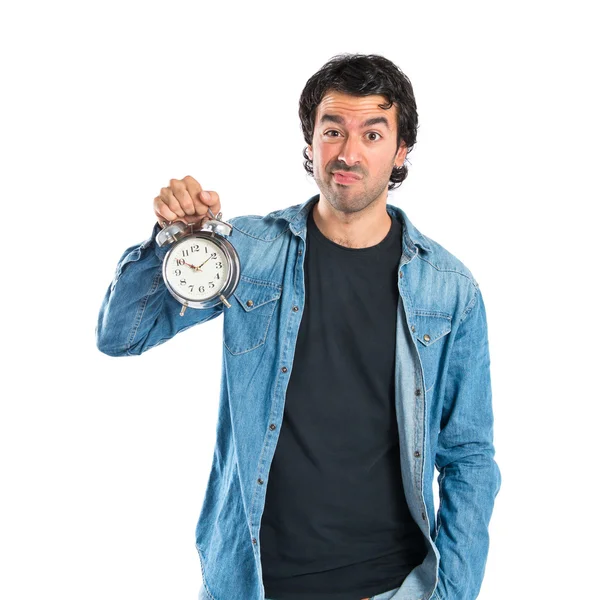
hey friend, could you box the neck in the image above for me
[311,195,392,249]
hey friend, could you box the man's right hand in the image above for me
[153,175,222,228]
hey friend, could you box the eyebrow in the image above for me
[318,113,391,130]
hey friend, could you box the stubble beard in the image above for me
[314,166,392,216]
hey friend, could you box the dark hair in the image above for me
[299,53,418,190]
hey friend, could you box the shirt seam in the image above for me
[126,268,163,352]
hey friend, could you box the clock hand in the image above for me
[182,261,199,270]
[197,256,213,269]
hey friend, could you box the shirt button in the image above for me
[421,512,426,521]
[258,478,264,485]
[298,250,303,255]
[414,450,421,458]
[415,388,421,396]
[292,306,299,312]
[269,424,276,430]
[399,271,403,278]
[281,366,288,373]
[411,325,416,332]
[252,538,257,544]
[423,334,431,342]
[246,300,254,307]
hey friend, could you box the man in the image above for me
[96,54,501,600]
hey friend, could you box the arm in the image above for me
[432,285,501,600]
[96,222,224,357]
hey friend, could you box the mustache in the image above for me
[329,164,362,176]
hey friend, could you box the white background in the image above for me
[1,1,598,598]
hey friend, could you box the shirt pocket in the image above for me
[223,275,282,355]
[411,310,453,393]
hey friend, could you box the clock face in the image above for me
[165,235,230,301]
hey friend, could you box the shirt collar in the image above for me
[285,194,432,254]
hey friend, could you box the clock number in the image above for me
[208,282,214,289]
[215,262,223,269]
[174,269,181,276]
[181,249,189,257]
[199,286,205,293]
[211,252,217,259]
[191,244,200,252]
[215,273,220,280]
[179,279,186,286]
[188,285,194,292]
[176,258,184,266]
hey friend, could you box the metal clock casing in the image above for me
[155,211,241,315]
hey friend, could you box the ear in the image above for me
[394,141,408,168]
[307,145,313,161]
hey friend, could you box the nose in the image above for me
[336,134,361,166]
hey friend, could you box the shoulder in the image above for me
[416,233,482,320]
[416,234,479,289]
[228,200,308,242]
[394,206,482,321]
[393,205,479,289]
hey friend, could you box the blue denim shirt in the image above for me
[96,194,501,600]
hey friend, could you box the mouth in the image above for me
[332,171,362,185]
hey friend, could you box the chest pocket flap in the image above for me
[231,276,282,311]
[411,310,453,393]
[412,311,452,346]
[224,275,282,355]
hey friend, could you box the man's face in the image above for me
[307,90,407,215]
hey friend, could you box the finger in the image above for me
[181,175,205,214]
[182,213,208,225]
[198,190,221,212]
[154,210,205,228]
[184,179,214,218]
[191,191,208,217]
[170,178,196,216]
[153,195,172,221]
[155,211,169,228]
[159,187,185,218]
[154,197,179,222]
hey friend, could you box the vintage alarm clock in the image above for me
[155,208,241,316]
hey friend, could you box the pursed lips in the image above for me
[332,171,362,182]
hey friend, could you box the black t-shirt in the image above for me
[259,204,428,600]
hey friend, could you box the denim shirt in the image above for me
[96,194,501,600]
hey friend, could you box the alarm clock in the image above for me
[155,208,241,317]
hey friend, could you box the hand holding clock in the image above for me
[153,175,240,314]
[153,175,222,229]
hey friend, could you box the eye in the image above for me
[324,130,341,137]
[366,132,382,141]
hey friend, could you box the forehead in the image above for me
[315,90,395,125]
